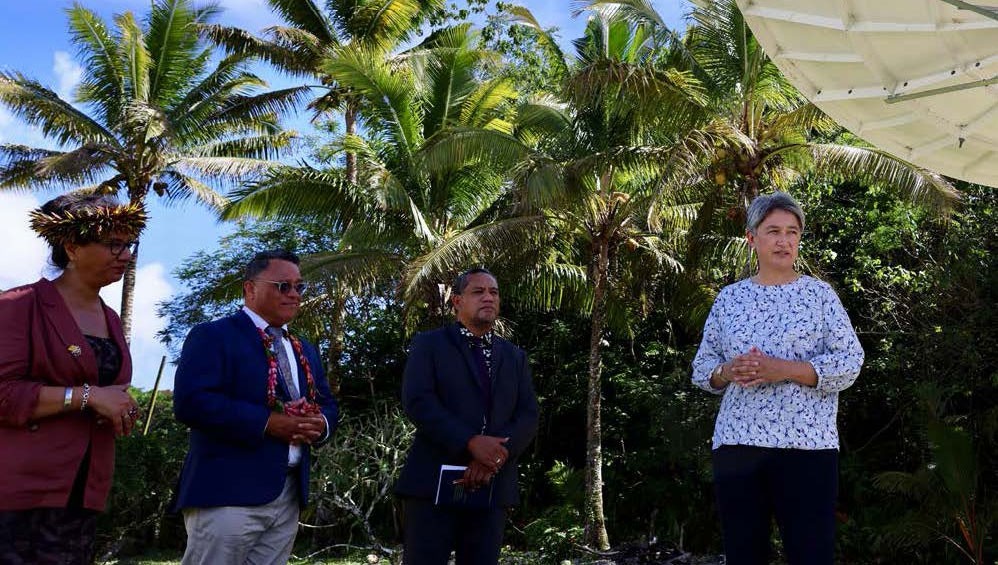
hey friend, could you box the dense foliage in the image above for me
[141,181,996,563]
[5,0,993,563]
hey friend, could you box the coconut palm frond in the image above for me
[222,166,368,227]
[158,169,229,210]
[186,131,298,161]
[301,248,404,295]
[809,144,960,210]
[402,216,547,302]
[172,156,279,179]
[0,72,118,148]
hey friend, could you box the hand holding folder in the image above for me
[435,465,495,510]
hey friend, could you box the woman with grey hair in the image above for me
[691,191,864,565]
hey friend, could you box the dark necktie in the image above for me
[266,326,299,400]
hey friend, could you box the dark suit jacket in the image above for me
[395,323,539,506]
[0,278,132,511]
[172,310,339,510]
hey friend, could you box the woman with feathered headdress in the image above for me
[0,193,146,564]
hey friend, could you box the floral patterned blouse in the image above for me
[691,275,864,450]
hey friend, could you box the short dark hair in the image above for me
[244,250,300,281]
[40,193,121,269]
[452,267,496,294]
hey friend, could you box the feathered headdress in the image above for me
[29,202,148,244]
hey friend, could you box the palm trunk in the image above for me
[422,280,448,329]
[583,236,611,551]
[119,239,138,344]
[744,175,761,201]
[345,102,358,185]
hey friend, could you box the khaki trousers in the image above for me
[181,475,300,565]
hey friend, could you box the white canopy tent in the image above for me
[735,0,998,187]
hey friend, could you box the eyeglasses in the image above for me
[253,279,308,295]
[101,240,139,257]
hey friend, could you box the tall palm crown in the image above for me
[0,0,301,337]
[419,5,722,550]
[670,0,959,276]
[224,24,521,323]
[509,10,711,551]
[202,0,445,183]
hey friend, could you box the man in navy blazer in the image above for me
[172,250,339,565]
[396,268,539,565]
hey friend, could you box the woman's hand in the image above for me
[730,347,786,387]
[730,347,818,388]
[87,384,140,436]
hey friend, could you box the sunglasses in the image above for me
[254,279,308,295]
[101,240,139,257]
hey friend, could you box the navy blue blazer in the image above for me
[172,311,339,510]
[395,324,539,506]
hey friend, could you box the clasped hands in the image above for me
[723,346,791,388]
[89,384,141,437]
[265,412,326,445]
[456,435,509,490]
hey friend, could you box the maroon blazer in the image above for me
[0,278,132,511]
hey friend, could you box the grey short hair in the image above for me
[746,192,805,234]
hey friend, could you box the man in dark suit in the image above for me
[172,250,339,565]
[396,268,539,565]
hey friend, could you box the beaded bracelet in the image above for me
[80,383,90,411]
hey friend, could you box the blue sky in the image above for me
[0,0,691,389]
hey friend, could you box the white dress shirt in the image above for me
[243,306,309,466]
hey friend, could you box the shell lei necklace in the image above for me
[257,327,317,410]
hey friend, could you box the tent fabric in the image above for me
[737,0,998,187]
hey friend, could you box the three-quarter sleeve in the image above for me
[692,290,728,395]
[694,276,862,450]
[810,286,864,393]
[0,288,43,427]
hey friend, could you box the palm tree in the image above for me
[202,0,445,382]
[419,5,724,549]
[201,0,444,185]
[222,24,525,328]
[0,0,301,338]
[660,0,958,276]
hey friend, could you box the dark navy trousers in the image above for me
[402,498,506,565]
[712,445,838,565]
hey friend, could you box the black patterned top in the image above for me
[67,336,121,508]
[83,335,121,386]
[457,323,494,372]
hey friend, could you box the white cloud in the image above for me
[0,193,176,390]
[52,51,83,102]
[0,193,49,290]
